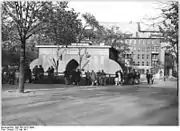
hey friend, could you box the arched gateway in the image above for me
[30,44,123,74]
[65,59,79,72]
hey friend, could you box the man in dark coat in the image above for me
[146,70,151,84]
[25,66,32,83]
[50,66,54,83]
[85,70,91,85]
[71,69,76,85]
[64,70,70,85]
[76,69,81,85]
[97,70,102,85]
[39,65,44,80]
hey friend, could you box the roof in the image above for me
[36,45,111,48]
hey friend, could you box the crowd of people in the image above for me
[2,64,155,86]
[64,69,108,86]
[114,69,141,85]
[2,65,32,85]
[2,65,47,84]
[63,68,144,86]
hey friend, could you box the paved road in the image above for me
[2,81,178,126]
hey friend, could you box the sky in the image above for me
[68,1,163,23]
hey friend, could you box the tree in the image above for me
[39,2,82,45]
[77,48,91,70]
[102,26,131,68]
[38,2,82,73]
[77,13,102,43]
[159,1,178,63]
[2,1,49,93]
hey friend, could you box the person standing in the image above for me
[25,66,32,83]
[120,70,124,85]
[64,70,69,85]
[47,67,51,83]
[76,69,81,86]
[81,69,86,85]
[160,70,163,77]
[101,70,106,86]
[39,65,44,81]
[85,70,91,85]
[150,71,154,84]
[115,71,119,86]
[90,70,96,86]
[132,69,136,85]
[96,70,101,85]
[137,71,140,84]
[71,69,76,85]
[8,66,15,85]
[117,71,121,86]
[33,65,38,83]
[146,70,150,84]
[50,66,54,83]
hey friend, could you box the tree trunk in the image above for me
[19,39,26,93]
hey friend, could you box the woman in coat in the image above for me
[90,70,97,86]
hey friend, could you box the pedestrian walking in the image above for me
[101,70,106,86]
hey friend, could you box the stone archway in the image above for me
[65,59,79,72]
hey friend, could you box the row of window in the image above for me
[133,61,149,66]
[134,46,160,52]
[137,54,149,59]
[137,54,159,59]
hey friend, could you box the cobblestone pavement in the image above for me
[1,80,178,126]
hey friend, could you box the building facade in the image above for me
[30,44,123,74]
[124,38,162,73]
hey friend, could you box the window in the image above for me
[137,54,140,59]
[155,46,159,52]
[138,61,140,66]
[152,46,155,51]
[142,47,145,52]
[142,54,144,59]
[142,61,144,66]
[146,62,149,66]
[147,55,149,59]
